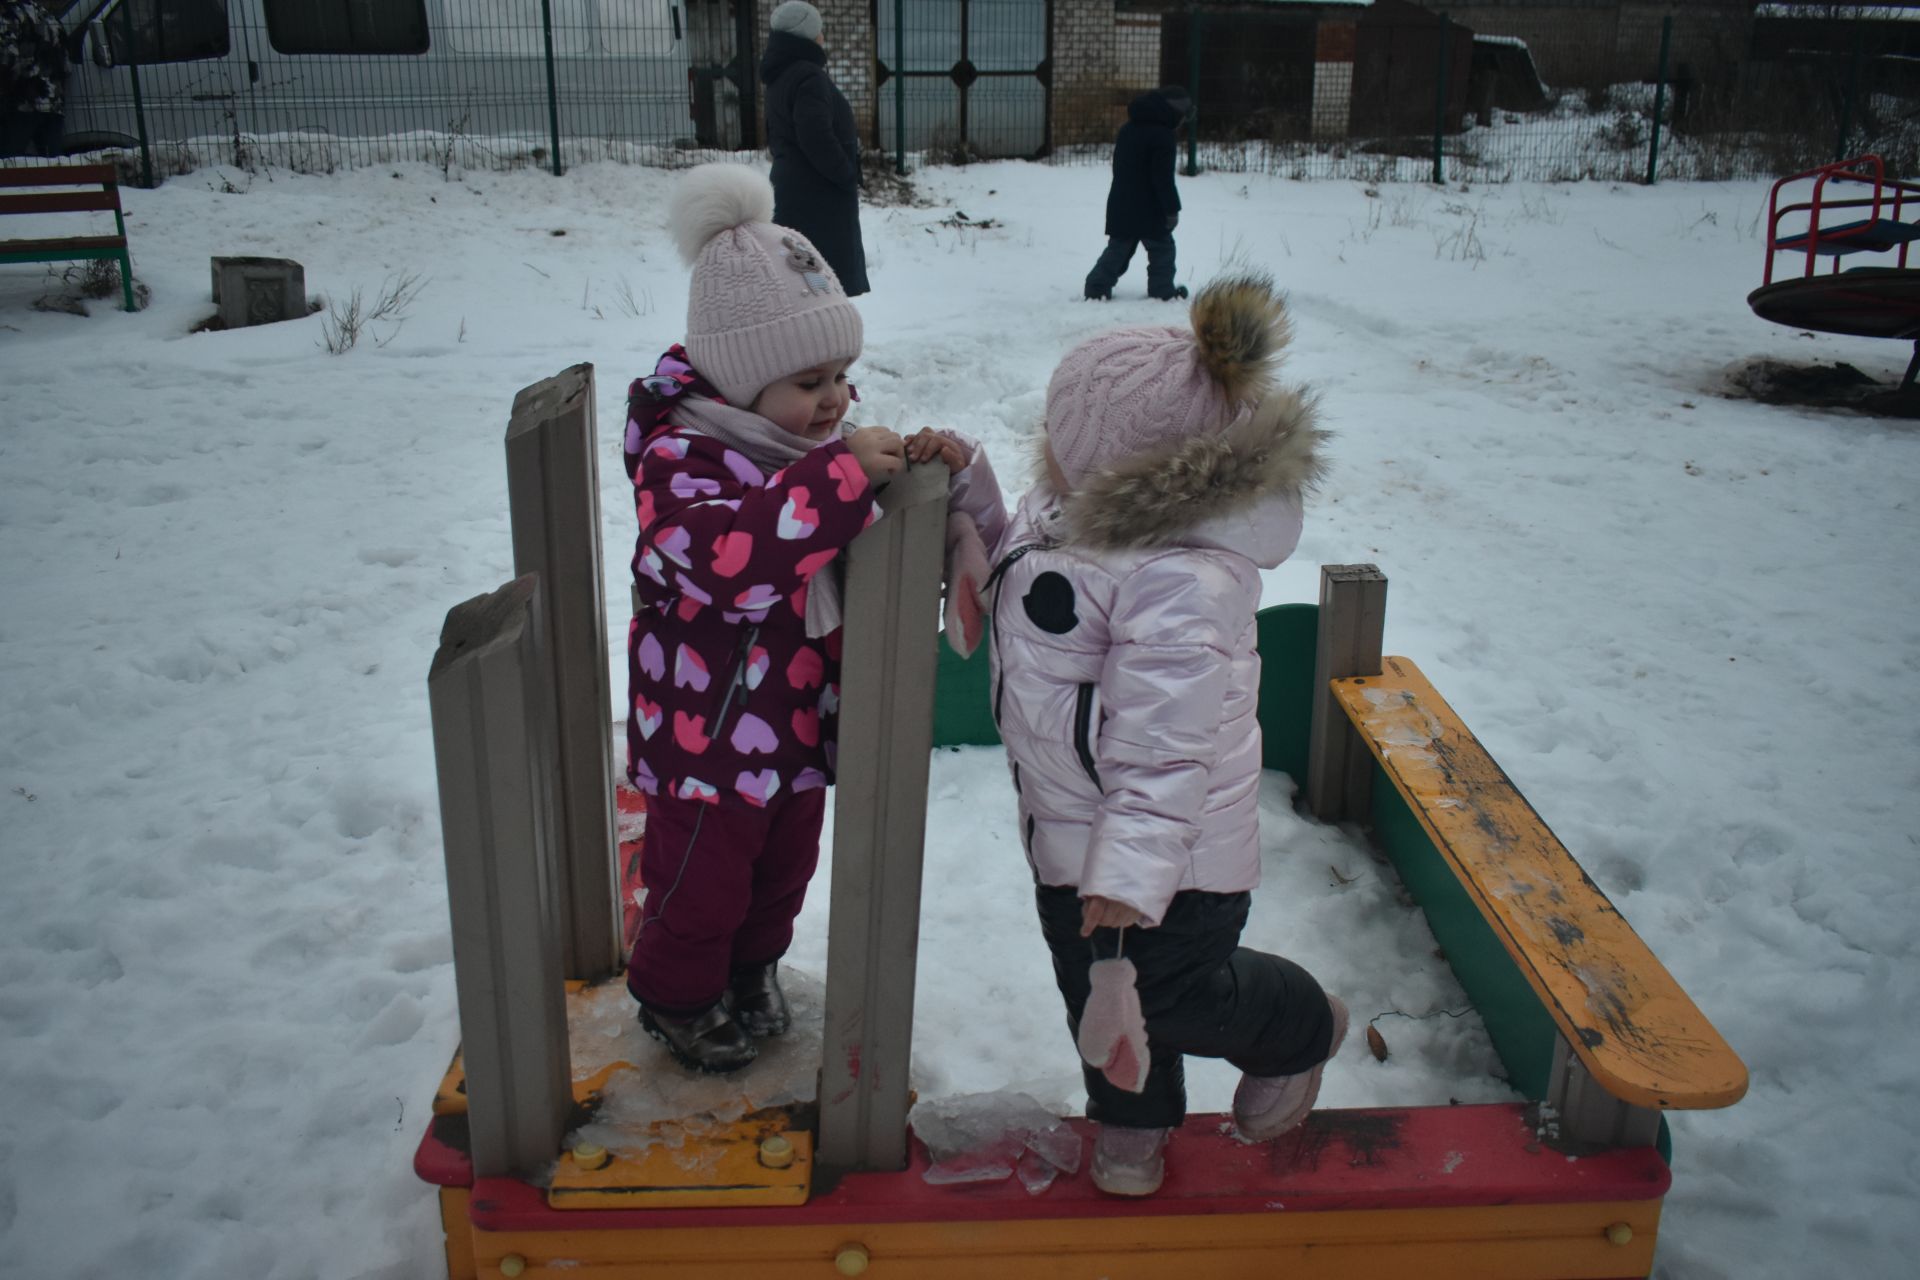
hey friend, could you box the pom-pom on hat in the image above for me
[1044,274,1293,490]
[770,1,823,41]
[669,162,863,407]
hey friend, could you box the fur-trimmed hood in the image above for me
[1061,384,1325,561]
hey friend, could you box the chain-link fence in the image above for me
[13,3,1920,187]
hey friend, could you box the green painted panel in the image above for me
[1254,603,1319,787]
[1370,774,1562,1102]
[932,632,998,747]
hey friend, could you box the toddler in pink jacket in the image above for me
[988,274,1344,1195]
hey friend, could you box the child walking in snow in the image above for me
[988,273,1344,1194]
[622,163,998,1074]
[1083,85,1191,302]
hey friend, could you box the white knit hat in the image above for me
[669,163,863,407]
[770,2,823,42]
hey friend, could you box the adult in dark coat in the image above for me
[1084,86,1192,302]
[760,2,869,296]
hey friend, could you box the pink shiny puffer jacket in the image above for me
[987,398,1323,927]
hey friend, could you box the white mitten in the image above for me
[1077,956,1150,1094]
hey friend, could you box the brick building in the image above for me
[711,1,1758,157]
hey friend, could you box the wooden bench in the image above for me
[1307,567,1748,1146]
[0,163,137,311]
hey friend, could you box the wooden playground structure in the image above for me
[411,364,1747,1278]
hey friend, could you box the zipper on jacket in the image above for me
[1072,683,1104,793]
[986,543,1045,726]
[704,624,761,744]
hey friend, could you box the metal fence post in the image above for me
[428,576,574,1178]
[816,463,950,1174]
[1184,12,1203,177]
[115,4,153,189]
[1647,15,1672,186]
[505,363,621,981]
[1432,12,1450,185]
[1304,564,1388,823]
[1837,24,1863,162]
[539,0,564,175]
[895,0,907,175]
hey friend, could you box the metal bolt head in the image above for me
[571,1143,609,1171]
[1606,1221,1634,1246]
[834,1243,870,1275]
[500,1255,527,1278]
[759,1134,795,1169]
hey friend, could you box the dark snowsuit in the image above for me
[761,30,869,296]
[1037,886,1335,1128]
[1085,88,1190,300]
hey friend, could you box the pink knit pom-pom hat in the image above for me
[1043,274,1295,490]
[668,163,863,407]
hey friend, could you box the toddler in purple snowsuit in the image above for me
[988,273,1346,1194]
[623,164,1002,1074]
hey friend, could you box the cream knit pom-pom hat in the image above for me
[669,163,862,406]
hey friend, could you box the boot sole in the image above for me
[1090,1158,1165,1197]
[1234,996,1350,1142]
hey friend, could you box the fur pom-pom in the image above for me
[668,164,775,265]
[1190,272,1292,402]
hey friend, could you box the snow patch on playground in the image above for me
[1,160,1916,1278]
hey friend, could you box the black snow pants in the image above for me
[1036,884,1334,1129]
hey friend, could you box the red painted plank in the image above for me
[0,164,119,188]
[451,1104,1668,1232]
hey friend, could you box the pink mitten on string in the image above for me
[1077,950,1150,1094]
[943,511,990,658]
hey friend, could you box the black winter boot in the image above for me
[639,1002,757,1074]
[1148,284,1189,301]
[1084,284,1113,301]
[728,963,791,1037]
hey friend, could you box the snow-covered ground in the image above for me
[1,156,1915,1279]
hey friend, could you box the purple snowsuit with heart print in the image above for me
[621,388,878,1015]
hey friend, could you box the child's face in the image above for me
[751,358,855,442]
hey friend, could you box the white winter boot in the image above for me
[1232,995,1349,1142]
[1090,1125,1170,1196]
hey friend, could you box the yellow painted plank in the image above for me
[466,1199,1659,1279]
[547,1114,811,1210]
[1332,657,1747,1111]
[439,1188,477,1280]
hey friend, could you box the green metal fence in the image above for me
[17,3,1920,187]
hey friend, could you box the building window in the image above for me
[104,0,231,66]
[439,1,680,59]
[263,0,430,56]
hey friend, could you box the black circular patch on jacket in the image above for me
[1022,572,1079,634]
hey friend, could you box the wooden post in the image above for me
[1304,564,1388,822]
[427,576,573,1178]
[817,462,950,1173]
[1548,1035,1662,1148]
[506,363,621,981]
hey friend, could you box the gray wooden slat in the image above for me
[817,462,951,1173]
[506,363,621,980]
[427,576,573,1177]
[1549,1034,1663,1148]
[1305,563,1388,822]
